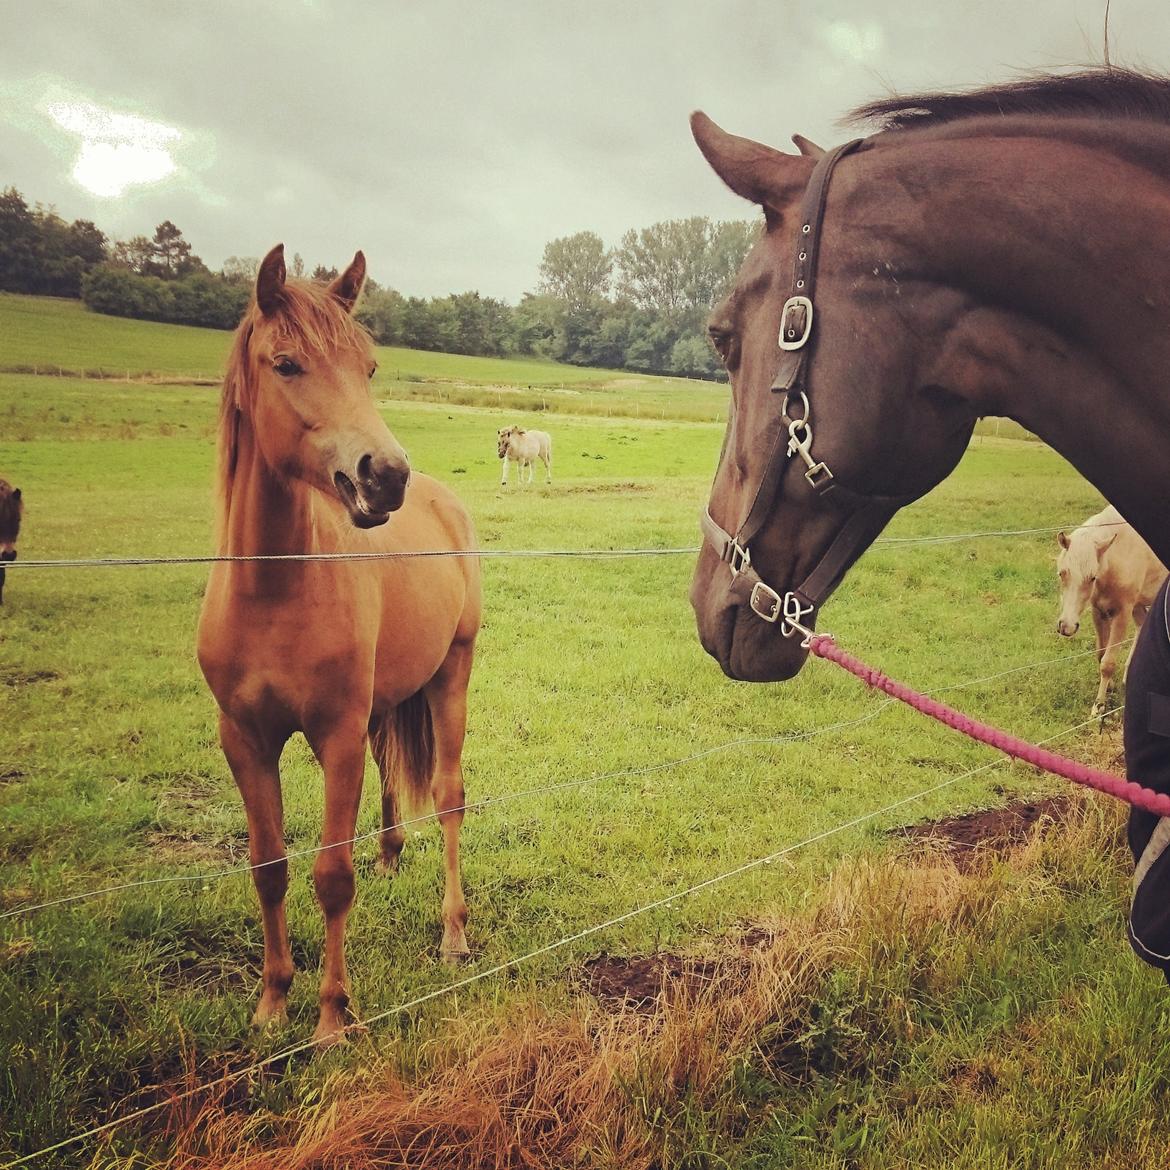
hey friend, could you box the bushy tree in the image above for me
[0,188,109,296]
[538,231,611,309]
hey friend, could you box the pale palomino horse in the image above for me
[497,425,552,485]
[198,245,481,1046]
[1056,505,1167,717]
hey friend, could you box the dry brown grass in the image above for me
[156,792,1123,1170]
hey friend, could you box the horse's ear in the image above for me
[690,112,815,227]
[329,251,366,314]
[1057,531,1070,549]
[256,244,287,317]
[1100,531,1119,554]
[791,133,826,159]
[11,488,19,501]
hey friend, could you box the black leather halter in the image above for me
[701,137,917,638]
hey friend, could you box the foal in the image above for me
[198,246,481,1045]
[497,425,552,485]
[1056,505,1167,717]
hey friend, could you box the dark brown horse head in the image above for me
[222,244,409,529]
[0,480,22,605]
[689,114,980,681]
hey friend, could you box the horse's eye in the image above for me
[273,357,303,377]
[368,364,377,380]
[707,327,733,359]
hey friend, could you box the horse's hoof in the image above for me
[250,1000,289,1030]
[1091,703,1107,719]
[441,931,471,966]
[374,855,400,878]
[312,1011,366,1048]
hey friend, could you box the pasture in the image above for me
[2,296,1169,1167]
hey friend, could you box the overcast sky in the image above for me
[2,0,1168,302]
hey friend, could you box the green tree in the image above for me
[221,256,259,284]
[614,216,759,328]
[0,188,39,292]
[538,231,611,309]
[151,220,194,278]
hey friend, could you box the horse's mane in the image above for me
[216,280,372,547]
[850,68,1170,133]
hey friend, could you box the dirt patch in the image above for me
[579,925,777,1012]
[579,953,726,1011]
[146,827,248,865]
[0,668,60,687]
[891,795,1075,872]
[559,482,651,496]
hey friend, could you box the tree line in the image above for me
[0,185,758,377]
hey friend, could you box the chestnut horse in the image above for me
[689,70,1170,684]
[197,246,481,1045]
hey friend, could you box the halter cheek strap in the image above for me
[702,137,917,638]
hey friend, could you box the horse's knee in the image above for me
[253,856,289,908]
[313,854,355,916]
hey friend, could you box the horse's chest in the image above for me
[199,591,373,717]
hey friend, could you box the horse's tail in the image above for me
[369,692,434,816]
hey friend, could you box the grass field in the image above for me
[2,297,1165,1168]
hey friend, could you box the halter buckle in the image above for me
[778,296,814,351]
[749,581,783,622]
[727,539,751,576]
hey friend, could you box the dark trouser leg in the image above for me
[1124,577,1170,982]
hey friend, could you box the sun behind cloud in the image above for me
[46,99,181,197]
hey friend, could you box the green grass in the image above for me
[0,299,1155,1168]
[0,293,725,423]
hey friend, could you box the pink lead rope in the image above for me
[806,633,1170,820]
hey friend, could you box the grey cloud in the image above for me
[2,0,1167,301]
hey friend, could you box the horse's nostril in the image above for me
[357,453,375,485]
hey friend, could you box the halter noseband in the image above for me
[702,137,916,640]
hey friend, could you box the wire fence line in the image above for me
[1,704,1119,1170]
[0,635,1131,923]
[1,517,1129,571]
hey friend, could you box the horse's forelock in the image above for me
[1060,526,1103,581]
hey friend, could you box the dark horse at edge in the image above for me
[688,70,1170,977]
[0,480,22,605]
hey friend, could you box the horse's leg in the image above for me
[371,715,406,876]
[500,456,508,487]
[524,458,534,486]
[1126,601,1149,677]
[425,640,474,962]
[1093,607,1128,717]
[219,713,293,1027]
[305,717,367,1045]
[543,449,552,483]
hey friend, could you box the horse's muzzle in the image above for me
[0,549,16,563]
[690,553,810,682]
[334,453,410,529]
[1056,619,1079,637]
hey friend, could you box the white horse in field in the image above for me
[497,425,552,486]
[1056,504,1168,717]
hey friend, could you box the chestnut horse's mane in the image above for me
[216,280,373,545]
[850,68,1170,133]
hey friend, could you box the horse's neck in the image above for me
[915,130,1170,562]
[221,416,325,591]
